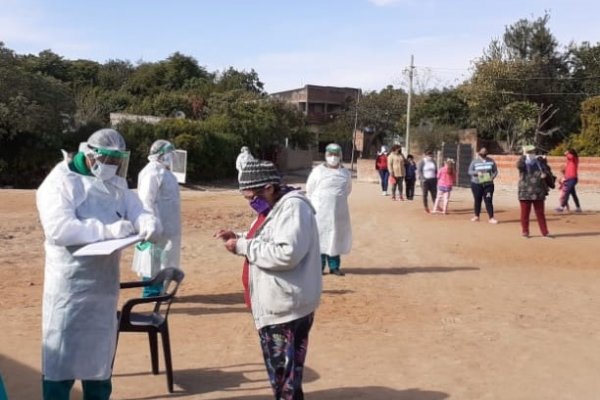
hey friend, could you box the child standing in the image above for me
[556,167,570,212]
[404,154,417,200]
[432,159,456,214]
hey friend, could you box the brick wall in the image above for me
[493,155,600,190]
[357,156,600,191]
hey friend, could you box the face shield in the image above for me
[85,144,131,180]
[148,141,175,164]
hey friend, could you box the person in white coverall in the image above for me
[235,146,255,181]
[36,128,159,400]
[132,139,182,297]
[306,143,352,276]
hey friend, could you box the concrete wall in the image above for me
[110,112,163,126]
[357,158,379,183]
[357,155,600,191]
[278,148,314,171]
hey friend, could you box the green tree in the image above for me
[97,59,135,90]
[465,13,577,150]
[554,96,600,156]
[214,67,264,94]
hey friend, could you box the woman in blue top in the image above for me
[468,147,498,224]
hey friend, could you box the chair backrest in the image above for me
[150,267,185,316]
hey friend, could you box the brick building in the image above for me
[271,85,361,157]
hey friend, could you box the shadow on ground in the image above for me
[342,266,479,276]
[117,362,448,400]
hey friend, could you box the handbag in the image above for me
[545,171,556,189]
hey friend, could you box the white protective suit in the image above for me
[132,160,181,276]
[37,156,155,381]
[306,163,353,256]
[236,149,255,180]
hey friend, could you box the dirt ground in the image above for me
[1,178,600,400]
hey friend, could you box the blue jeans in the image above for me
[378,169,389,192]
[561,178,580,208]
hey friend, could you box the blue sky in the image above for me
[2,0,599,93]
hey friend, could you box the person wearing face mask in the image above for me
[214,160,322,400]
[132,139,181,297]
[517,144,552,238]
[468,147,499,224]
[417,150,438,213]
[375,145,390,196]
[36,128,159,400]
[306,143,352,276]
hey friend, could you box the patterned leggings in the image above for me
[258,313,314,400]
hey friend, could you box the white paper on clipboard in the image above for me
[72,235,143,257]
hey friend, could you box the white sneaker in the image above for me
[470,216,479,222]
[382,191,388,196]
[489,218,498,224]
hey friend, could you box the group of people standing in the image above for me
[375,144,417,201]
[376,145,492,218]
[374,144,583,239]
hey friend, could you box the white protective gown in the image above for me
[306,163,353,256]
[36,157,154,381]
[236,151,255,180]
[132,161,181,276]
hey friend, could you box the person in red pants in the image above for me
[517,145,552,238]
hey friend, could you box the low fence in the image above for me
[492,155,600,191]
[356,156,600,191]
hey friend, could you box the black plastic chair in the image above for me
[115,267,185,393]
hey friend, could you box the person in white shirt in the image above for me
[417,150,438,213]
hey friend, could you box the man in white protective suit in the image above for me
[36,128,159,400]
[306,143,353,276]
[235,146,255,181]
[132,139,182,297]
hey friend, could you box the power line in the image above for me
[478,89,593,96]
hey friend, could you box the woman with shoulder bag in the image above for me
[517,145,552,238]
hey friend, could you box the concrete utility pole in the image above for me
[405,55,414,155]
[350,89,360,173]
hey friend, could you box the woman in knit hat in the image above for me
[215,160,322,399]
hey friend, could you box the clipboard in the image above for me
[73,235,143,257]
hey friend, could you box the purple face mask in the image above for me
[250,196,271,215]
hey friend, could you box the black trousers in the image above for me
[471,182,495,218]
[422,178,437,209]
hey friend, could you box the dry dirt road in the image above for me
[1,180,599,400]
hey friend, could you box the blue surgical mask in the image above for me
[250,196,271,215]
